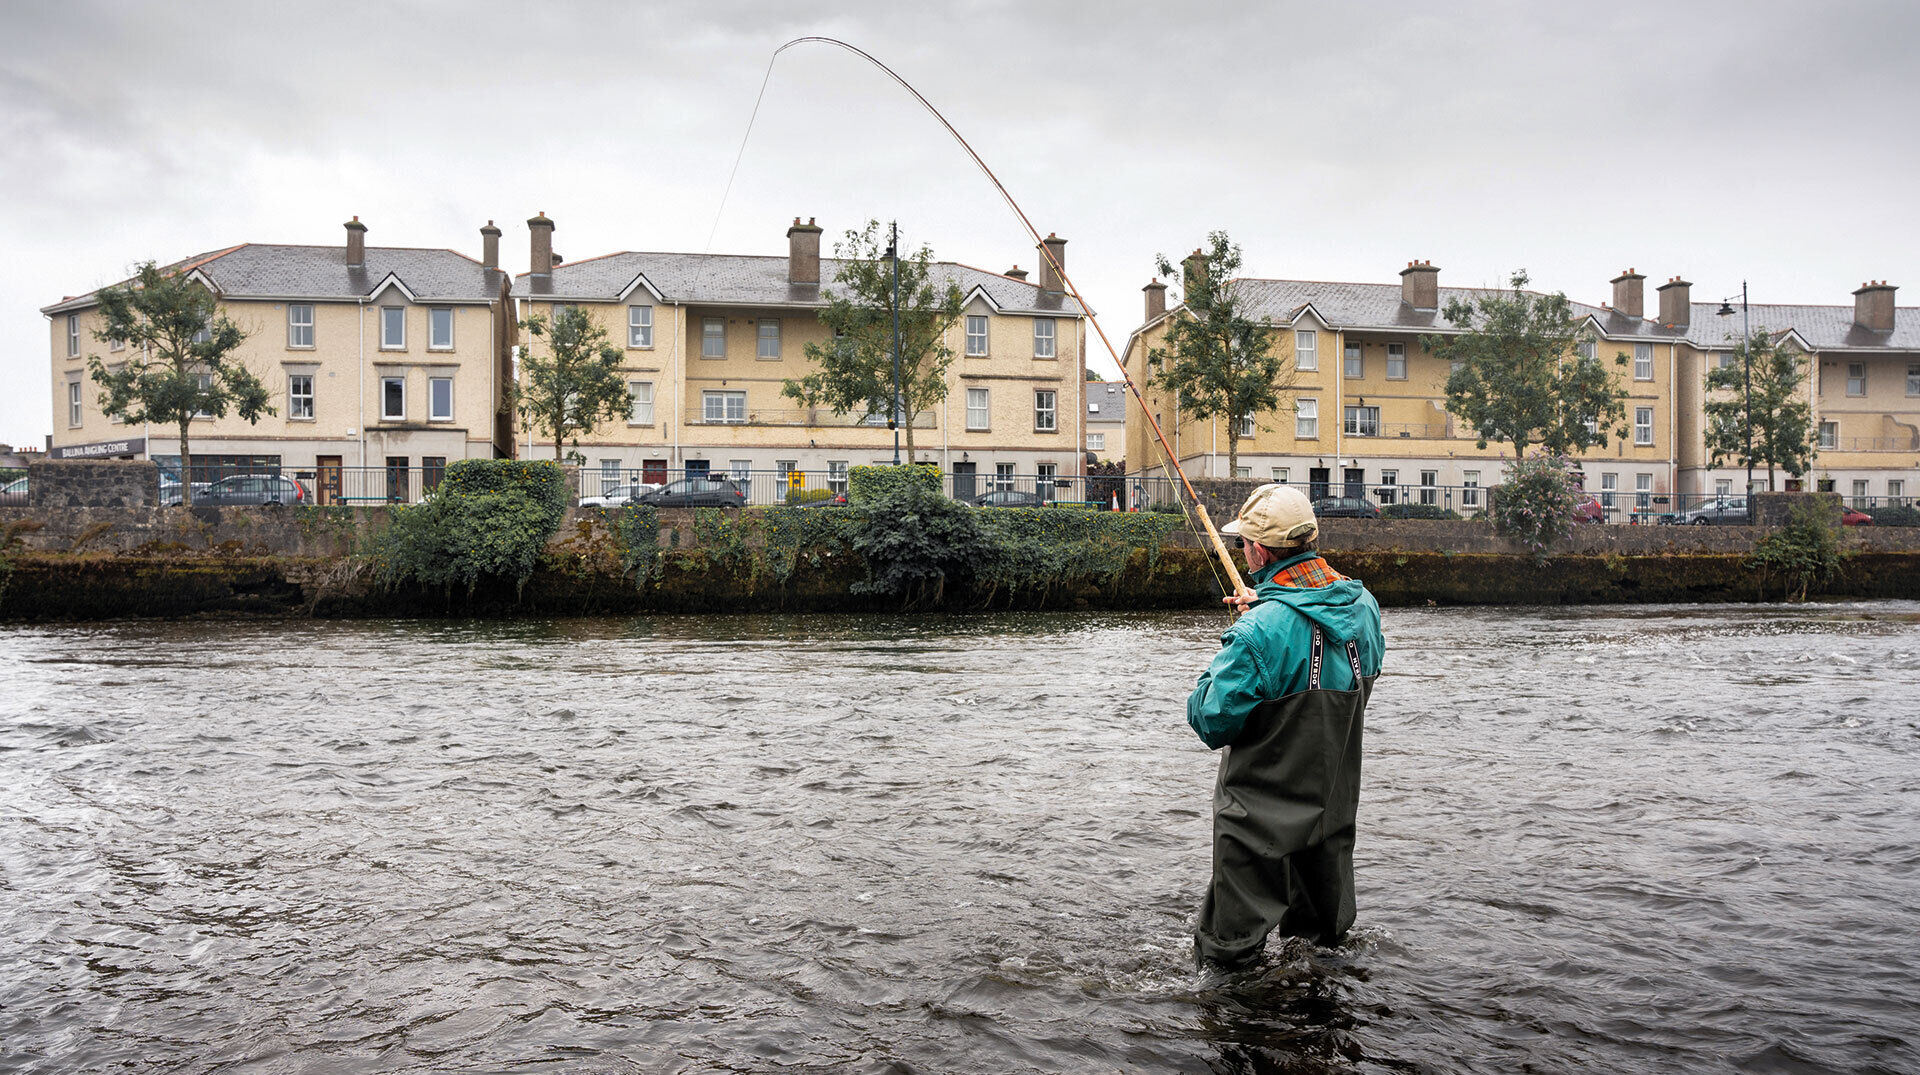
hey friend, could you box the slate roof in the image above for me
[43,244,506,314]
[511,252,1086,316]
[1218,279,1917,354]
[1086,381,1129,424]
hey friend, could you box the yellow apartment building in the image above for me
[1123,259,1916,514]
[508,215,1087,501]
[42,218,517,501]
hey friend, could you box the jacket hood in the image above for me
[1250,555,1372,644]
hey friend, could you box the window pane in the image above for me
[382,307,405,348]
[1386,343,1406,379]
[288,304,314,348]
[1634,343,1653,380]
[630,381,654,424]
[1295,398,1317,437]
[430,377,453,420]
[966,387,989,430]
[758,319,781,359]
[1034,390,1056,430]
[629,306,653,348]
[1344,343,1362,379]
[702,318,725,358]
[289,374,314,419]
[966,315,988,356]
[1033,318,1056,358]
[1634,406,1653,445]
[1295,330,1317,370]
[382,377,404,419]
[430,308,453,349]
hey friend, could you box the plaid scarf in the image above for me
[1269,556,1347,589]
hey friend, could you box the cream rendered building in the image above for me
[508,215,1087,501]
[43,219,517,501]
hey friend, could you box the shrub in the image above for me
[1749,496,1843,601]
[1862,503,1920,527]
[1488,454,1583,559]
[848,484,993,604]
[1382,503,1463,521]
[847,463,941,504]
[369,459,570,593]
[785,488,839,505]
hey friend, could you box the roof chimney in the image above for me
[1854,280,1897,333]
[1610,268,1645,319]
[344,216,366,267]
[1656,276,1692,326]
[480,220,501,271]
[1182,248,1209,296]
[528,211,555,276]
[1399,260,1439,310]
[1143,279,1167,322]
[1037,233,1067,293]
[787,217,822,285]
[1005,265,1028,281]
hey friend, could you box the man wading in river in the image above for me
[1188,484,1384,967]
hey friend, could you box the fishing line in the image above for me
[718,36,1247,607]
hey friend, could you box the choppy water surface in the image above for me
[3,604,1918,1074]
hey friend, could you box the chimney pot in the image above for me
[1038,233,1068,293]
[786,216,822,285]
[1853,279,1898,333]
[1399,260,1441,310]
[528,212,555,276]
[344,216,367,267]
[1655,276,1692,326]
[1006,265,1028,281]
[1143,279,1167,322]
[1609,268,1646,318]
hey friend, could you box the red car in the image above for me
[1841,507,1872,526]
[1573,496,1606,523]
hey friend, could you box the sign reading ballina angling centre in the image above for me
[51,437,145,460]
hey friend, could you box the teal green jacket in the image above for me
[1187,553,1385,749]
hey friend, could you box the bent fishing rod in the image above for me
[722,37,1249,603]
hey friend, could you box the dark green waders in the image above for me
[1195,629,1374,966]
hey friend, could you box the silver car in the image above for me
[1671,496,1750,525]
[165,474,309,507]
[579,481,661,508]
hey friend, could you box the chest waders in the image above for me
[1195,628,1374,965]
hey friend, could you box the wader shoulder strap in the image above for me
[1308,627,1365,691]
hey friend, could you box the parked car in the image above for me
[972,489,1048,508]
[790,492,849,508]
[1573,496,1606,523]
[635,477,747,509]
[1311,496,1381,519]
[1841,507,1873,526]
[579,481,661,508]
[0,476,26,505]
[164,473,309,506]
[1668,496,1750,525]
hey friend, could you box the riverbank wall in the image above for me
[5,503,1920,620]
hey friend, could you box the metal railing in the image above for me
[679,406,936,429]
[1828,436,1920,452]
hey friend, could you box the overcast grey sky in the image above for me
[5,0,1916,447]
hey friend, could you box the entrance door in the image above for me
[642,459,668,485]
[1308,467,1330,501]
[1343,468,1366,500]
[953,462,977,501]
[316,456,342,505]
[386,456,409,503]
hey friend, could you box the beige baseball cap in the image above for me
[1219,483,1318,547]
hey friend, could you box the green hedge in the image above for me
[1862,504,1920,527]
[1382,503,1464,520]
[847,463,941,504]
[438,458,568,513]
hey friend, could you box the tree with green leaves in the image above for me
[1144,232,1285,476]
[86,261,271,505]
[516,307,631,462]
[782,221,963,460]
[1704,329,1817,491]
[1422,271,1629,459]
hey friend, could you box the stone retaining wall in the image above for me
[27,460,159,509]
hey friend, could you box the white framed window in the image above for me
[1295,397,1318,438]
[702,317,726,358]
[1379,469,1398,505]
[629,380,654,425]
[109,335,124,352]
[1583,413,1600,436]
[966,387,990,431]
[1847,362,1866,396]
[1419,470,1438,506]
[1295,330,1317,371]
[703,390,746,423]
[429,376,453,421]
[428,308,454,350]
[1717,351,1738,370]
[288,373,314,420]
[1343,405,1379,437]
[1633,406,1653,445]
[994,462,1015,490]
[1600,472,1617,508]
[1715,478,1732,497]
[1635,473,1652,510]
[191,372,213,417]
[380,307,406,349]
[1386,342,1406,380]
[1818,421,1837,449]
[730,459,753,483]
[66,313,81,357]
[1233,466,1251,479]
[1273,467,1290,483]
[1344,342,1363,379]
[628,305,653,348]
[1634,343,1654,380]
[1853,479,1870,506]
[1034,389,1057,431]
[600,458,622,487]
[1462,470,1480,508]
[67,380,82,426]
[966,315,989,356]
[757,319,781,359]
[1238,414,1255,438]
[381,375,405,420]
[827,461,849,495]
[1889,479,1905,501]
[550,302,572,322]
[1576,339,1596,360]
[1086,432,1105,452]
[1033,318,1056,358]
[288,304,314,348]
[1037,462,1057,500]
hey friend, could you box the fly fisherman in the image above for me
[1188,484,1384,967]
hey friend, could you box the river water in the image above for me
[2,603,1917,1074]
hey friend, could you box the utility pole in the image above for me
[1740,281,1753,497]
[888,220,902,465]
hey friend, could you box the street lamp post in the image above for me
[1716,281,1753,508]
[887,221,902,466]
